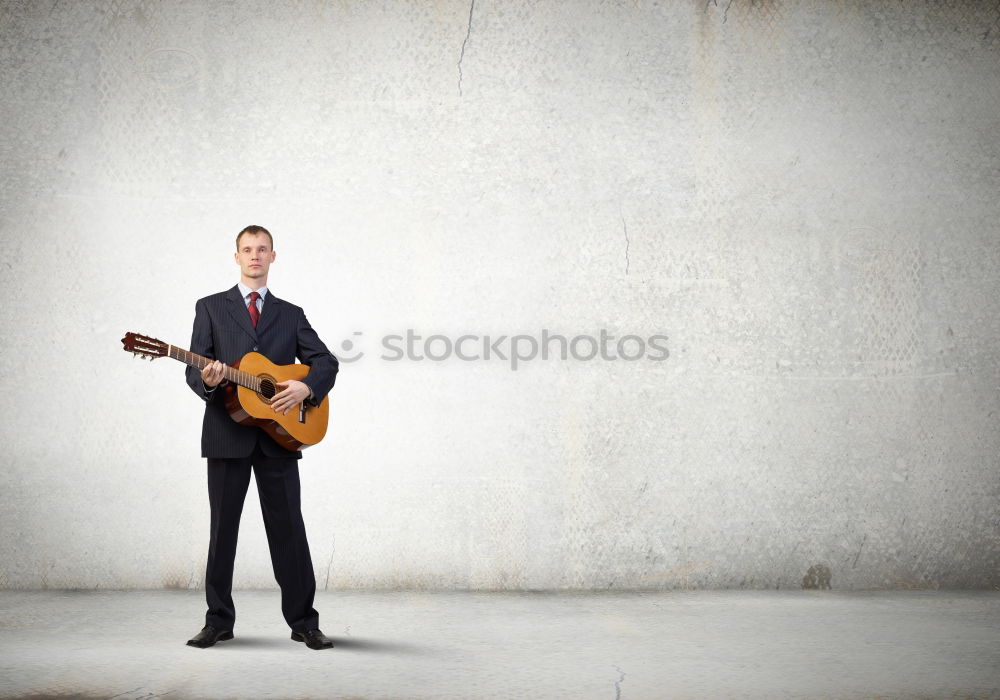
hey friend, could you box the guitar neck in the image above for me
[167,345,261,392]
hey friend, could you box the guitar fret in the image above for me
[167,345,257,392]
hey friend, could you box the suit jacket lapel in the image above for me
[226,285,258,343]
[255,292,282,338]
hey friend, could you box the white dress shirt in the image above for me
[237,282,268,312]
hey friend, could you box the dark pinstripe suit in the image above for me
[185,285,339,633]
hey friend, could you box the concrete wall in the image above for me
[1,0,998,590]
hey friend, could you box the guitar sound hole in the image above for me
[259,378,276,399]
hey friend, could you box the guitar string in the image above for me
[167,344,262,392]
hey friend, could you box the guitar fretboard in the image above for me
[167,345,263,392]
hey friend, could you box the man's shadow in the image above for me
[216,636,431,655]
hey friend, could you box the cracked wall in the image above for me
[0,0,998,590]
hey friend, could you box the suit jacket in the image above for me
[185,285,339,459]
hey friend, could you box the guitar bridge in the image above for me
[299,403,306,423]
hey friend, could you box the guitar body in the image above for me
[223,352,329,451]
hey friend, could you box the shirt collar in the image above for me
[237,282,268,301]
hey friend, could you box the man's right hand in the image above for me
[201,360,226,387]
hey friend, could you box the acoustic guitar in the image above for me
[121,331,329,450]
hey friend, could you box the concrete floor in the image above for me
[0,590,997,699]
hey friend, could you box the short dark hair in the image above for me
[236,225,273,250]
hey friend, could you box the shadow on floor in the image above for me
[210,634,432,655]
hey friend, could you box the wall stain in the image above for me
[143,48,200,89]
[801,563,832,589]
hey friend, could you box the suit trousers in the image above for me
[204,439,319,633]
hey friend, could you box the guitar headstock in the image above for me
[122,332,168,360]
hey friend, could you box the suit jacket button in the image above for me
[253,346,258,351]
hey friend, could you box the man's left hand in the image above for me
[272,379,312,415]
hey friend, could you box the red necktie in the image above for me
[248,291,261,328]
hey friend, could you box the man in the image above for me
[184,225,338,651]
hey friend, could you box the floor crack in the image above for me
[457,0,476,96]
[106,688,143,700]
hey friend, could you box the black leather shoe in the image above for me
[186,625,234,648]
[291,628,334,650]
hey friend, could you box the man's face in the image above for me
[235,233,276,281]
